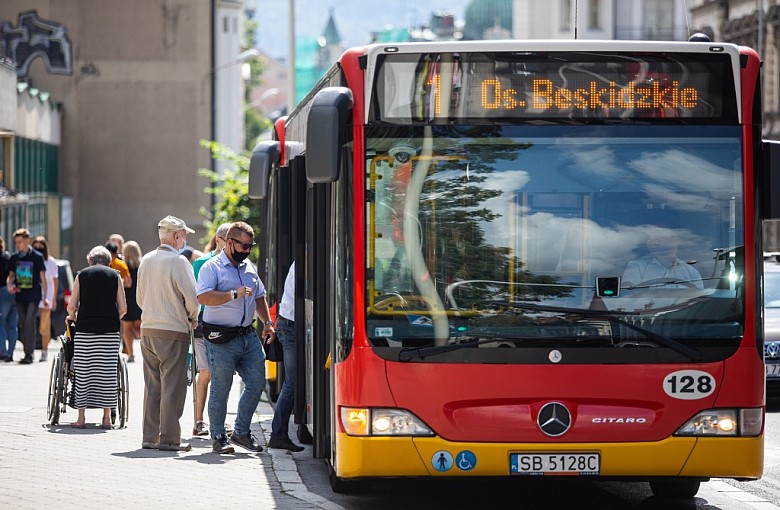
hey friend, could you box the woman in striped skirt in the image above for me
[66,246,127,429]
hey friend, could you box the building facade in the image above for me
[513,0,688,42]
[0,57,64,255]
[295,10,345,103]
[0,2,216,263]
[214,0,247,154]
[690,0,780,138]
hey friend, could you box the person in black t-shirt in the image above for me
[0,237,18,362]
[7,228,47,364]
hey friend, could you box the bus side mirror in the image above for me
[248,140,280,199]
[306,87,353,183]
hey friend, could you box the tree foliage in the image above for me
[245,104,272,152]
[193,13,266,255]
[198,140,259,244]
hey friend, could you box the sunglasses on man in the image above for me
[230,238,256,251]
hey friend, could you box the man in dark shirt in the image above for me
[7,228,47,364]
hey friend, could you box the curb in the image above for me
[257,412,346,510]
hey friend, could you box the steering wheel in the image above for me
[373,292,438,311]
[634,278,698,289]
[373,292,408,310]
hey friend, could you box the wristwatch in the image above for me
[231,289,238,300]
[264,320,275,327]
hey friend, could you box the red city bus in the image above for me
[250,40,769,497]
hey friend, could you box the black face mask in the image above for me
[232,248,250,263]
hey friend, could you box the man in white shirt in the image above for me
[622,233,703,289]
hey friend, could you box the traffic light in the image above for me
[596,276,621,297]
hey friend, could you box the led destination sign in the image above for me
[480,78,700,112]
[373,51,737,123]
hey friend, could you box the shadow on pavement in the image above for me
[42,424,110,434]
[170,452,263,464]
[303,475,707,510]
[111,449,195,460]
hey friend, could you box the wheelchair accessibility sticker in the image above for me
[432,450,453,472]
[455,450,477,471]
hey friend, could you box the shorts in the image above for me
[194,335,209,371]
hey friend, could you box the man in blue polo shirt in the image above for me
[196,222,276,454]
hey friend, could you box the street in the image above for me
[1,338,779,510]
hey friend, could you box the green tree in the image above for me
[198,140,259,245]
[245,105,272,151]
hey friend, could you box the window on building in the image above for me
[643,0,674,40]
[223,16,229,33]
[561,0,572,31]
[233,16,238,33]
[588,0,600,29]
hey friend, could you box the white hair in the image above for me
[86,246,112,266]
[159,229,178,244]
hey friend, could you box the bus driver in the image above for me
[622,230,703,290]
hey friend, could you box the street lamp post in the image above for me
[244,87,280,111]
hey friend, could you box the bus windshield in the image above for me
[365,124,745,362]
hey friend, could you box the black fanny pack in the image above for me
[202,321,254,344]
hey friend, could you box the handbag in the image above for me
[262,334,284,362]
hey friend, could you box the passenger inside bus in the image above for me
[621,212,703,290]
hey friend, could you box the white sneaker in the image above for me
[39,351,48,362]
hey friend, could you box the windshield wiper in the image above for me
[397,301,702,362]
[398,338,514,362]
[482,300,702,362]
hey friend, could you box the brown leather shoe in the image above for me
[193,421,209,436]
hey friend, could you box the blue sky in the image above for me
[253,0,470,59]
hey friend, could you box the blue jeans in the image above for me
[271,318,296,440]
[0,288,17,358]
[206,331,266,438]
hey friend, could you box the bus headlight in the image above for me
[340,407,435,436]
[675,408,763,437]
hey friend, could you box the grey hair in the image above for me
[216,222,233,239]
[86,246,112,266]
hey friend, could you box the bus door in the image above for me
[288,154,311,444]
[263,162,294,398]
[297,156,334,459]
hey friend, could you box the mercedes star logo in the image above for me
[537,402,572,437]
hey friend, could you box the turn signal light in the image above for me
[740,408,764,436]
[341,408,369,436]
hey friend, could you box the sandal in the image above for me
[101,419,113,430]
[71,422,86,429]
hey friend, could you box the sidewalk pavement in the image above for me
[0,339,320,510]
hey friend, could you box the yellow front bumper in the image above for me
[335,433,763,480]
